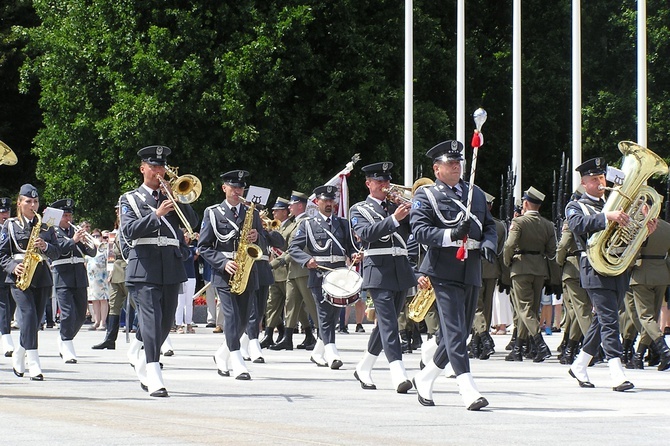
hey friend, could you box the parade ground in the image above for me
[1,325,668,445]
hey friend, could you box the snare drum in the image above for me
[322,267,363,307]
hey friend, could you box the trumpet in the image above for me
[70,223,102,249]
[382,184,413,204]
[260,209,281,231]
[157,173,197,238]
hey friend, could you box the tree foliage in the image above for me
[1,0,667,226]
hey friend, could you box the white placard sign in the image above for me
[42,207,64,227]
[246,186,271,206]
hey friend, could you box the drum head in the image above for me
[322,268,363,298]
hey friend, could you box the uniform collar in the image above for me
[141,184,158,196]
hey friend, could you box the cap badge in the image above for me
[595,158,601,167]
[66,199,73,207]
[382,162,389,171]
[451,141,458,150]
[30,190,37,198]
[326,186,334,193]
[238,171,244,179]
[156,146,163,157]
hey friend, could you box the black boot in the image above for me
[401,330,411,353]
[411,328,423,350]
[560,340,578,365]
[524,337,536,359]
[479,332,495,360]
[259,326,275,349]
[505,327,517,351]
[92,315,119,350]
[626,344,646,370]
[297,327,316,350]
[556,331,569,360]
[646,341,661,367]
[653,337,670,372]
[269,327,294,351]
[533,333,552,363]
[505,337,523,362]
[621,338,634,365]
[468,333,481,359]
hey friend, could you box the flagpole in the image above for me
[456,0,465,159]
[404,0,414,187]
[572,0,582,192]
[512,0,522,200]
[637,0,647,147]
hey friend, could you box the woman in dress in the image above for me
[86,228,109,330]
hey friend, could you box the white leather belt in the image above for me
[13,254,25,260]
[260,255,270,262]
[135,237,179,247]
[222,251,235,259]
[52,257,86,266]
[364,247,408,257]
[313,255,346,263]
[455,239,481,250]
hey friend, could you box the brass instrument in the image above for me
[411,177,435,196]
[165,165,201,204]
[259,209,281,231]
[16,213,44,291]
[157,174,196,238]
[407,285,436,322]
[382,184,413,204]
[70,223,101,249]
[229,200,262,294]
[0,140,18,166]
[587,141,668,276]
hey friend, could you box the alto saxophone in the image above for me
[16,213,44,291]
[407,284,436,323]
[229,201,262,294]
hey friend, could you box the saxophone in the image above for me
[16,213,44,291]
[408,284,436,323]
[229,201,262,294]
[587,141,668,276]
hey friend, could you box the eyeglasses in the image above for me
[92,234,101,238]
[102,237,109,240]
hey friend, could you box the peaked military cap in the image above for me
[361,162,393,181]
[288,191,309,204]
[522,186,545,204]
[19,184,39,198]
[576,157,607,177]
[137,145,171,166]
[0,197,11,212]
[220,170,249,187]
[313,185,337,200]
[272,197,290,210]
[426,140,464,162]
[50,198,76,213]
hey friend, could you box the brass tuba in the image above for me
[0,140,18,166]
[587,141,668,276]
[229,201,262,294]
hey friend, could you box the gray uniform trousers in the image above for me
[12,286,50,350]
[56,286,88,340]
[0,284,14,334]
[217,285,253,352]
[130,283,180,362]
[310,283,340,345]
[582,287,623,359]
[246,284,269,339]
[366,289,406,362]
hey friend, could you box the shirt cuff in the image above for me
[441,229,461,247]
[391,215,400,227]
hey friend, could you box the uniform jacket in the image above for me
[556,221,581,281]
[482,217,506,280]
[503,210,557,278]
[630,218,670,287]
[410,179,497,286]
[0,215,61,287]
[289,214,358,288]
[256,225,286,287]
[198,200,262,291]
[109,234,128,284]
[268,217,294,282]
[283,214,310,280]
[350,196,417,291]
[566,195,628,291]
[119,186,198,286]
[52,225,97,288]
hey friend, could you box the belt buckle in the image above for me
[393,247,402,256]
[330,255,336,263]
[157,236,168,247]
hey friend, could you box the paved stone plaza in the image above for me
[1,326,668,445]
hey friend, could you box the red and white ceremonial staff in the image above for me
[456,108,487,261]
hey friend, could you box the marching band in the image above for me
[1,137,670,410]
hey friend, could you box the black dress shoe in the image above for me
[163,350,174,357]
[467,397,489,411]
[92,340,116,350]
[613,381,634,392]
[141,383,148,392]
[150,388,169,397]
[252,357,265,364]
[569,369,595,388]
[354,371,377,390]
[218,369,230,377]
[356,324,365,333]
[330,359,343,370]
[13,368,24,378]
[269,339,293,351]
[235,372,251,380]
[5,350,13,357]
[396,380,413,394]
[413,378,435,406]
[65,359,77,364]
[30,374,44,381]
[205,323,216,328]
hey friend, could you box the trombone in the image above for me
[157,165,201,238]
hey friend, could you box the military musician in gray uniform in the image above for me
[119,145,199,397]
[0,197,16,357]
[410,141,497,411]
[0,184,61,381]
[566,157,641,391]
[289,185,359,369]
[350,162,416,393]
[198,170,264,380]
[51,198,97,364]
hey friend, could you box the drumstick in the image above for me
[316,265,337,272]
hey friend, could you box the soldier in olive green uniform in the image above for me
[625,218,670,371]
[503,187,557,362]
[471,192,506,360]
